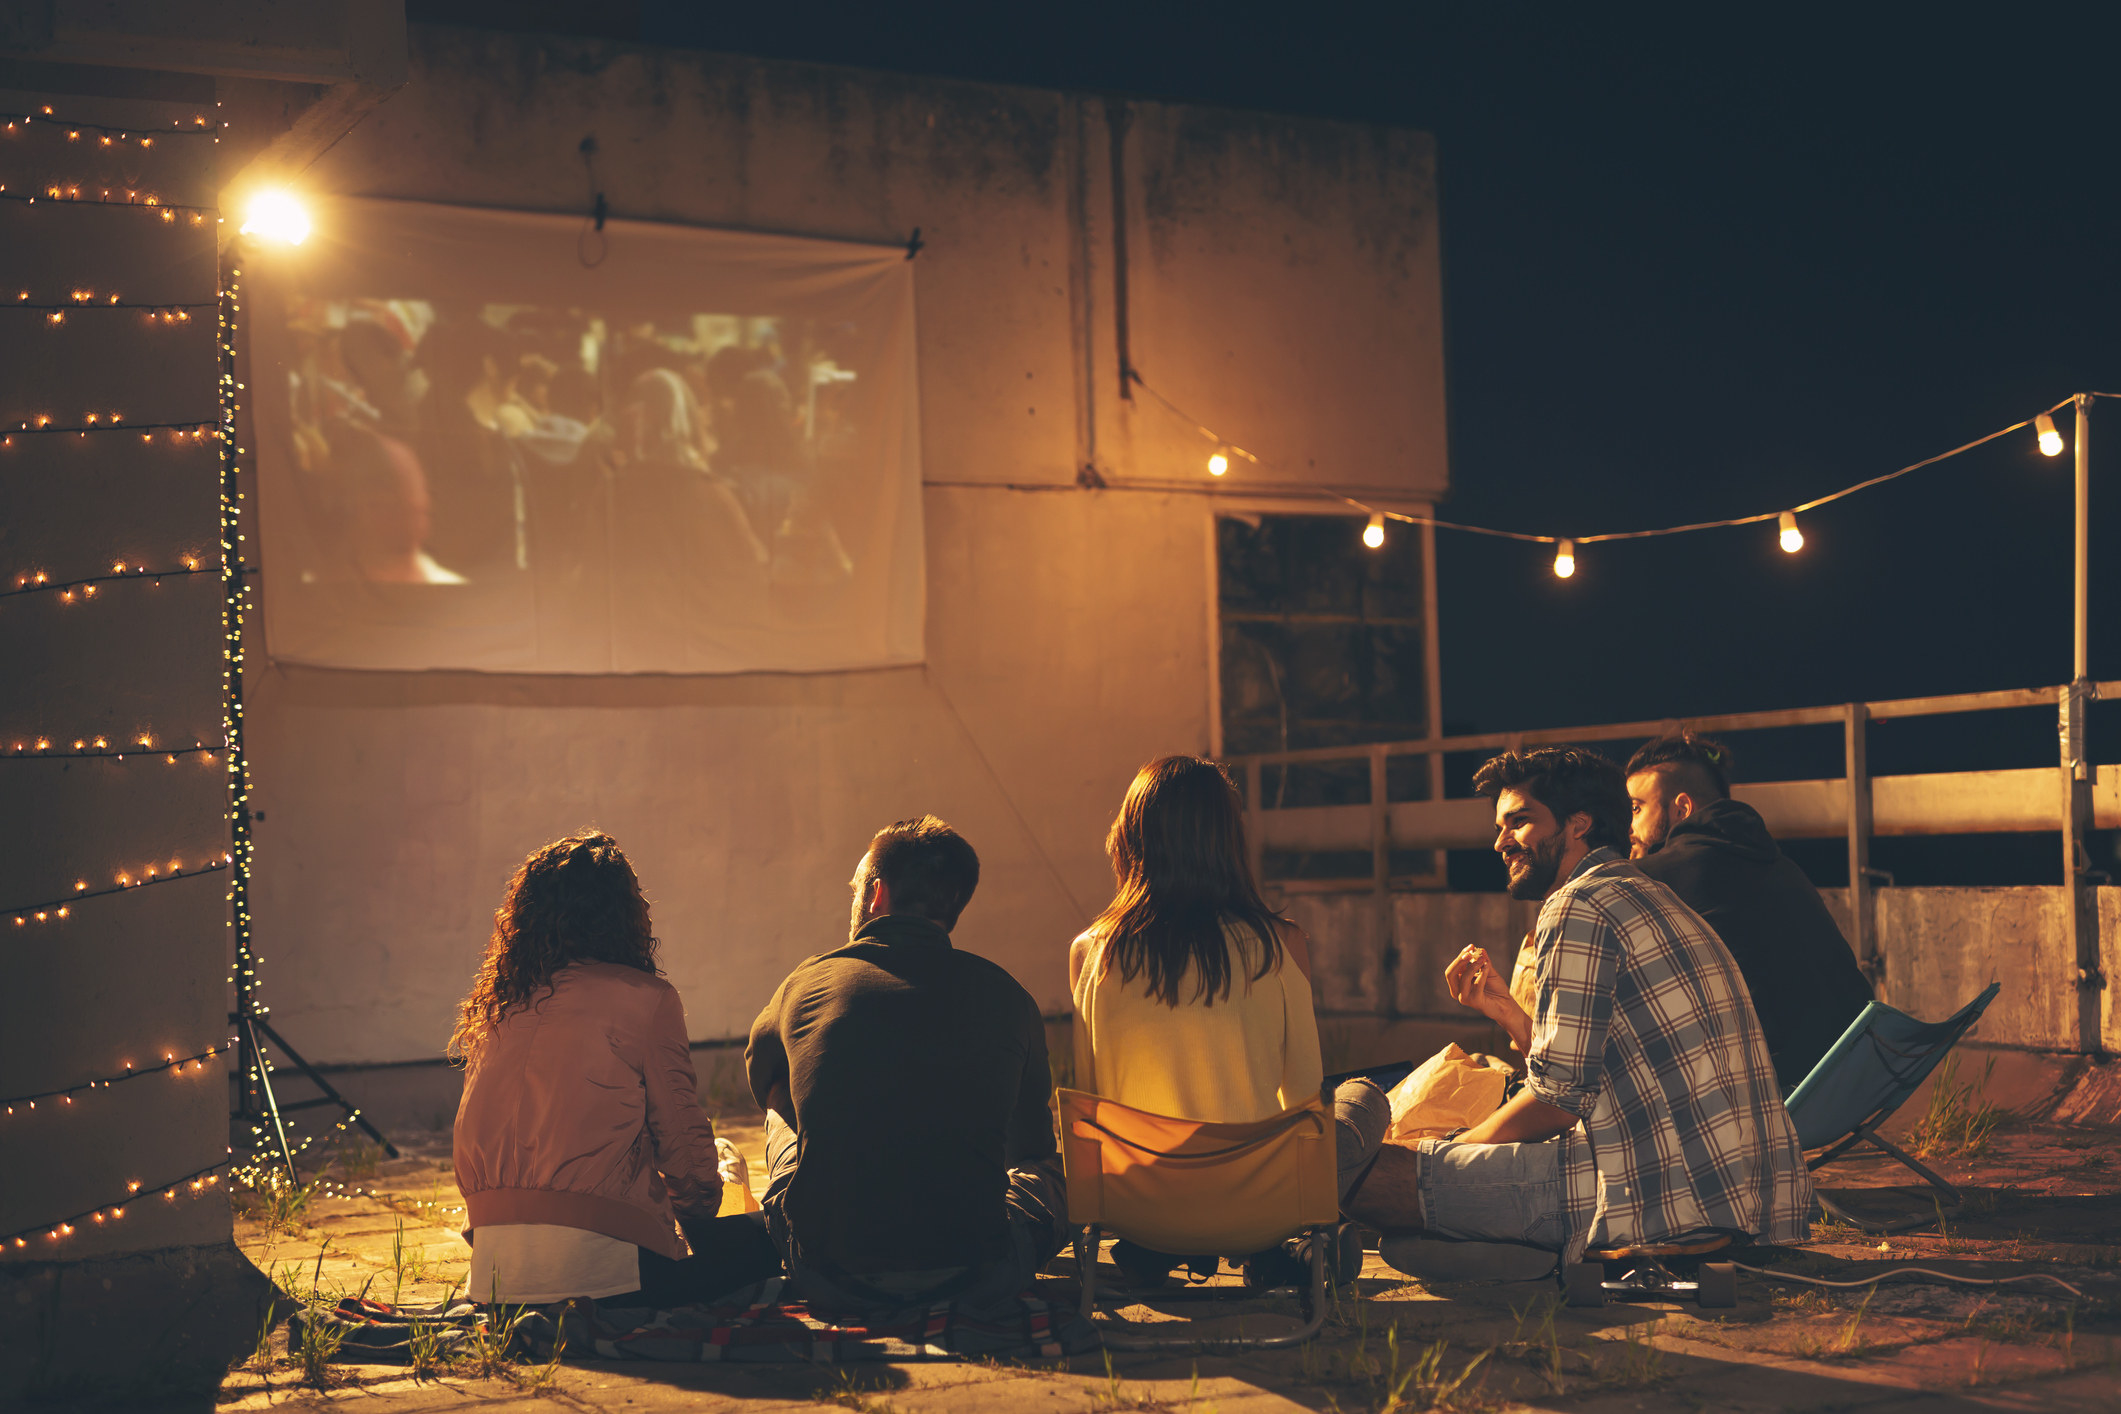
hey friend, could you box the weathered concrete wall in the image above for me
[239,27,1448,1061]
[1283,881,2114,1056]
[0,82,232,1269]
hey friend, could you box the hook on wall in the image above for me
[577,134,608,268]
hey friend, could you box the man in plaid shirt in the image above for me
[1350,747,1811,1265]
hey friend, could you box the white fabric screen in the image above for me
[249,198,924,673]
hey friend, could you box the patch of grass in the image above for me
[1907,1055,2004,1160]
[1377,1332,1492,1413]
[408,1317,452,1382]
[331,1137,383,1179]
[1837,1288,1877,1355]
[235,1298,279,1373]
[294,1307,347,1390]
[1585,1322,1665,1391]
[230,1173,319,1236]
[826,1367,907,1412]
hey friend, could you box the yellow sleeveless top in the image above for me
[1071,920,1324,1124]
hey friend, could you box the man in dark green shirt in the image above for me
[745,815,1063,1309]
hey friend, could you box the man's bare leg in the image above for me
[1345,1142,1425,1231]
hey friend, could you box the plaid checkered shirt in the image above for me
[1523,847,1813,1259]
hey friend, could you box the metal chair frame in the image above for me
[1785,983,2001,1235]
[1072,1224,1330,1352]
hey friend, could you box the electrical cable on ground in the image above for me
[1733,1262,2084,1300]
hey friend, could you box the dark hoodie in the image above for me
[1631,797,1873,1092]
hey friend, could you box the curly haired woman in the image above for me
[451,832,777,1308]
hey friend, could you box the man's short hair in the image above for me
[1625,733,1733,805]
[865,815,981,930]
[1472,747,1630,854]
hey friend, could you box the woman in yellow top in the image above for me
[1069,755,1388,1288]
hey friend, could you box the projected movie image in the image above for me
[250,200,923,675]
[291,303,864,606]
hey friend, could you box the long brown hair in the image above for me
[449,832,659,1065]
[1089,756,1287,1007]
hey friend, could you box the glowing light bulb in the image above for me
[2036,412,2064,458]
[1553,539,1576,579]
[1778,510,1804,554]
[1207,449,1229,477]
[238,190,310,245]
[1362,512,1386,549]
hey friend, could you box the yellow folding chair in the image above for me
[1057,1087,1341,1351]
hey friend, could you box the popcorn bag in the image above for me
[1384,1043,1514,1140]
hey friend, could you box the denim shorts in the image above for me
[1413,1137,1571,1251]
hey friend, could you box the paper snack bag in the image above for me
[1384,1043,1514,1140]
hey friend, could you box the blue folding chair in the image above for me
[1782,982,2001,1234]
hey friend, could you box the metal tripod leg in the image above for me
[254,1017,398,1158]
[237,1010,297,1183]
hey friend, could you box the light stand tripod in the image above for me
[217,248,396,1182]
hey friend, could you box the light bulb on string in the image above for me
[1207,448,1229,477]
[2036,413,2064,458]
[1778,510,1804,554]
[1553,539,1576,579]
[1362,512,1386,549]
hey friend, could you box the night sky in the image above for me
[483,4,2121,883]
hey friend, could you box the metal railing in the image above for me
[1231,678,2119,1026]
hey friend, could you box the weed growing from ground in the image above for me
[1909,1055,2003,1160]
[826,1367,905,1412]
[230,1172,318,1236]
[237,1298,279,1373]
[407,1318,451,1382]
[331,1137,383,1179]
[295,1307,347,1390]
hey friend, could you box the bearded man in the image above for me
[1349,747,1811,1274]
[1625,733,1872,1091]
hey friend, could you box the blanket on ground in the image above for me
[289,1278,1100,1364]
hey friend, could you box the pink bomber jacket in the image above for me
[454,962,721,1260]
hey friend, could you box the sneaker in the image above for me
[1377,1235,1558,1283]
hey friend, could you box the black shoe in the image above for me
[1241,1243,1309,1293]
[1109,1239,1175,1289]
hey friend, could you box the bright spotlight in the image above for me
[240,191,310,245]
[2035,412,2064,458]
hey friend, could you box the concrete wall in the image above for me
[1282,881,2118,1058]
[236,26,1447,1063]
[0,82,231,1269]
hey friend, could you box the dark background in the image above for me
[419,2,2121,884]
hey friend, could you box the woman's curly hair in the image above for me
[449,832,660,1066]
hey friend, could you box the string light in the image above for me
[3,738,220,763]
[2,561,213,600]
[1,1041,232,1118]
[1207,449,1230,477]
[1778,510,1804,554]
[1362,511,1386,549]
[0,109,217,141]
[2036,412,2064,458]
[1130,374,2118,575]
[2,419,217,439]
[6,856,231,925]
[0,1164,226,1249]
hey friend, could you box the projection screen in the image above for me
[248,198,924,674]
